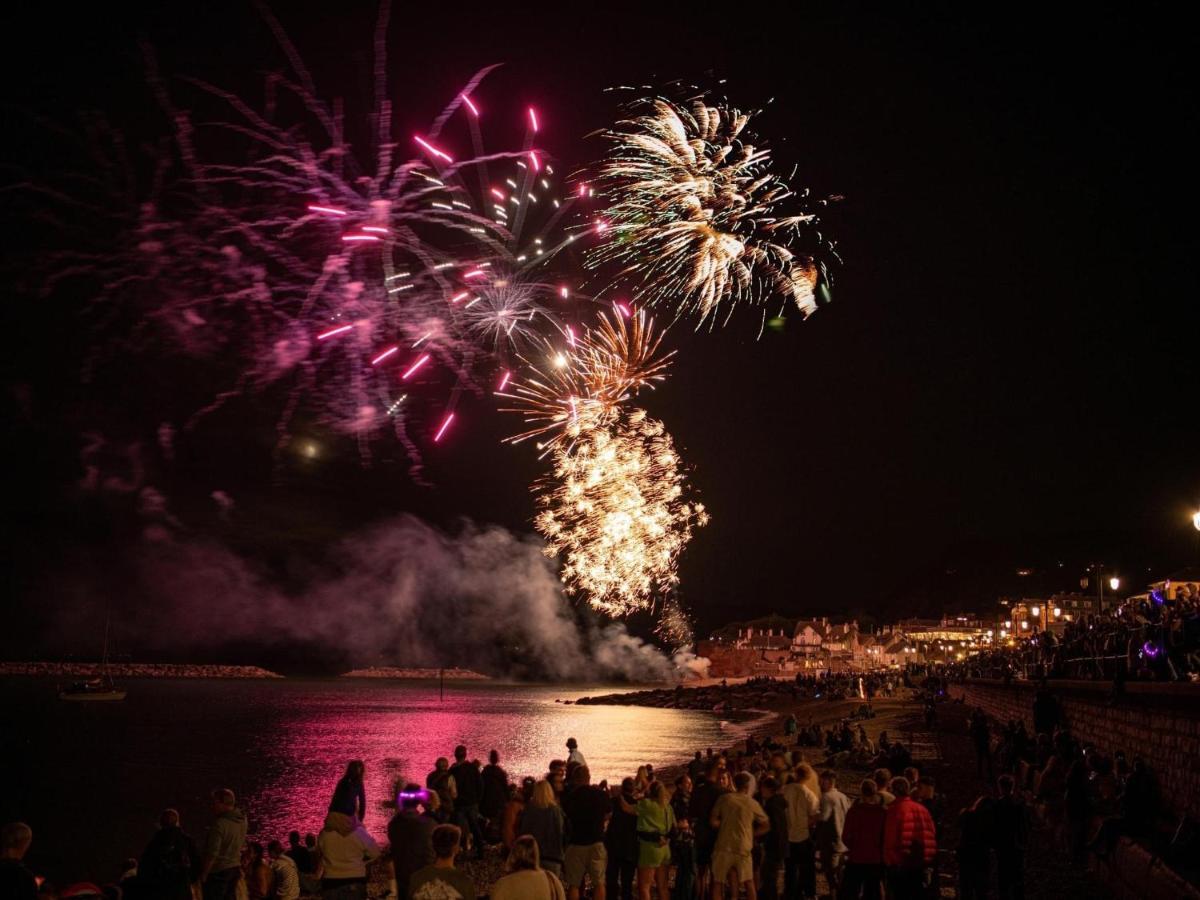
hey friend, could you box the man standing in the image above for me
[841,781,887,900]
[426,757,457,823]
[709,772,769,900]
[480,750,509,825]
[408,824,476,900]
[882,778,935,900]
[816,771,851,895]
[758,776,790,900]
[562,766,610,900]
[138,809,198,900]
[992,774,1027,900]
[0,822,37,900]
[449,746,486,859]
[604,778,639,900]
[781,765,819,899]
[389,784,436,900]
[198,789,247,900]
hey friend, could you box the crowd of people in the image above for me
[5,665,1188,900]
[3,723,946,900]
[956,583,1200,682]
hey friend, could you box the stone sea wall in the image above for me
[947,678,1200,820]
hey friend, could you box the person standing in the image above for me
[969,710,993,781]
[0,822,37,900]
[671,774,697,900]
[781,765,819,900]
[267,841,300,900]
[688,760,727,898]
[426,758,457,824]
[329,761,367,822]
[138,809,198,900]
[709,772,769,900]
[408,825,475,900]
[881,778,935,900]
[317,809,381,899]
[520,780,568,878]
[449,746,486,859]
[562,766,611,900]
[758,777,789,900]
[816,771,851,895]
[198,789,248,900]
[606,778,640,900]
[840,781,886,900]
[635,781,676,900]
[388,785,436,900]
[481,750,510,826]
[992,775,1027,900]
[955,796,994,900]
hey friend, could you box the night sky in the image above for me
[2,2,1197,663]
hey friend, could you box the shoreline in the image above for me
[0,662,283,679]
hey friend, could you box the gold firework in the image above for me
[588,96,827,326]
[501,310,673,451]
[535,409,707,615]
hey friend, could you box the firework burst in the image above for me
[535,408,707,615]
[588,95,833,327]
[501,310,673,451]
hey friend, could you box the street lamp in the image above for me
[1193,510,1200,532]
[1053,607,1062,618]
[1109,576,1120,592]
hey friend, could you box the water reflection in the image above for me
[245,681,740,840]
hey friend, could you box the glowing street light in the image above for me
[1053,607,1062,618]
[1193,510,1200,531]
[1109,576,1120,592]
[1030,605,1041,618]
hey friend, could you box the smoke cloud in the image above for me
[69,514,692,681]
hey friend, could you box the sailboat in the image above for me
[58,613,127,701]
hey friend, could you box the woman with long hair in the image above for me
[491,834,566,900]
[518,780,567,877]
[635,781,675,900]
[329,760,366,822]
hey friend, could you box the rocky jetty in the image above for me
[577,680,794,712]
[341,666,489,680]
[0,662,283,678]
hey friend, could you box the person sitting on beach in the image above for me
[408,824,475,900]
[137,809,197,900]
[329,760,367,822]
[709,772,768,900]
[566,738,587,769]
[317,806,381,898]
[266,841,299,900]
[490,835,565,900]
[286,831,314,875]
[244,841,272,900]
[0,822,37,900]
[198,789,247,900]
[388,784,436,900]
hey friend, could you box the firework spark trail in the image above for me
[587,95,835,328]
[500,310,673,452]
[534,408,707,615]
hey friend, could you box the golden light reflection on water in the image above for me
[247,681,754,840]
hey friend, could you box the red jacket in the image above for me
[882,796,936,868]
[841,801,887,865]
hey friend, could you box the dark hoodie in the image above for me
[204,808,248,872]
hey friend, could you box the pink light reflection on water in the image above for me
[243,681,745,842]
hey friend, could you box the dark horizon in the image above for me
[2,2,1197,669]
